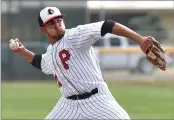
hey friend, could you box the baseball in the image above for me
[9,39,19,50]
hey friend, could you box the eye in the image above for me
[47,21,54,25]
[57,19,62,23]
[50,22,54,25]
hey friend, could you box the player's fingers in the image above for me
[15,38,23,46]
[10,45,23,52]
[18,46,24,49]
[13,49,20,52]
[14,46,23,52]
[9,39,14,43]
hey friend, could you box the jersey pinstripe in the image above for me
[41,44,53,75]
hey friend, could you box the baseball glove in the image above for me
[140,36,167,71]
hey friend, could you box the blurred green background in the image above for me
[2,80,174,119]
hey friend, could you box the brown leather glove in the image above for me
[140,36,167,71]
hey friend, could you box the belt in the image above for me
[67,88,98,100]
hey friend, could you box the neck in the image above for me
[48,33,65,45]
[48,36,57,45]
[49,38,57,45]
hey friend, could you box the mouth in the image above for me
[56,29,62,32]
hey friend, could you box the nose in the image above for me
[54,22,60,29]
[54,21,60,29]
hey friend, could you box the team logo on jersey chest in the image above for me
[59,49,70,70]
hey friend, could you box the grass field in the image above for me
[2,79,174,119]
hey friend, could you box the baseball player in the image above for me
[9,7,166,119]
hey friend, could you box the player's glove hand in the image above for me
[140,36,167,71]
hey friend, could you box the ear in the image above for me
[40,27,46,34]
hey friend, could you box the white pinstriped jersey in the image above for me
[41,21,105,97]
[42,21,130,119]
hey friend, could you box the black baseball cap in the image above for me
[38,7,65,27]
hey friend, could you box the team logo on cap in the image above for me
[48,9,54,15]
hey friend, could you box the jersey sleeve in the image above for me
[41,45,53,75]
[66,21,104,51]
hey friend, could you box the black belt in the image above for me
[67,88,98,100]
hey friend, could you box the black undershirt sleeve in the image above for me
[30,54,42,70]
[101,20,115,36]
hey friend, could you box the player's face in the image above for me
[42,17,65,39]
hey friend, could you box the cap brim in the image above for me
[42,14,65,26]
